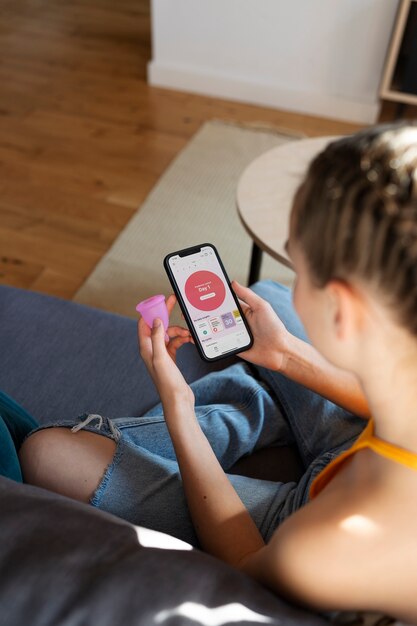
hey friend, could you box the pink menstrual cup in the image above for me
[136,295,169,338]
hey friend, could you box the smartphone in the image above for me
[164,243,253,362]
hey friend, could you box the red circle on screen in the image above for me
[184,270,226,311]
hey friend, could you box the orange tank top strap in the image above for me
[309,418,417,499]
[309,419,374,499]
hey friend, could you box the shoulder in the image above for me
[260,490,377,612]
[242,454,417,617]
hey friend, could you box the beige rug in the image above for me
[73,120,299,323]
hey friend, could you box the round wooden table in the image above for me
[237,135,341,284]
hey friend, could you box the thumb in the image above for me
[151,318,166,359]
[232,280,263,309]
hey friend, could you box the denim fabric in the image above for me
[90,361,299,545]
[30,281,368,548]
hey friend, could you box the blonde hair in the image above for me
[293,122,417,335]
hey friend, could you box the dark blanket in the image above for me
[0,477,328,626]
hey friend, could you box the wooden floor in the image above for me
[1,0,415,300]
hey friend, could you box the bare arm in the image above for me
[165,397,265,564]
[166,397,356,612]
[232,281,370,420]
[138,315,265,565]
[137,312,354,611]
[282,333,370,419]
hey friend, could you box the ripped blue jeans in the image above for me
[31,281,367,547]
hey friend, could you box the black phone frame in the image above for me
[163,243,254,362]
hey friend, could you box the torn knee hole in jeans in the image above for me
[71,413,121,442]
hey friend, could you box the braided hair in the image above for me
[293,121,417,336]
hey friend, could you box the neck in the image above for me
[360,349,417,450]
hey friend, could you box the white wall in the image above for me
[148,0,400,124]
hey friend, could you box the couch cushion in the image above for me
[0,476,328,626]
[0,286,234,425]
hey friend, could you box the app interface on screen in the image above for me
[169,246,251,358]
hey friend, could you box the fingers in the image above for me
[236,296,250,314]
[167,325,191,338]
[138,317,152,356]
[150,318,167,360]
[166,294,177,316]
[167,335,192,358]
[232,280,263,309]
[138,315,152,335]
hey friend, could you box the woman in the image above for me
[20,122,417,622]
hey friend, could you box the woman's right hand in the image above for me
[232,281,293,372]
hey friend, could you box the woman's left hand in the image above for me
[137,295,195,408]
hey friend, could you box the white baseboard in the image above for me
[148,61,381,125]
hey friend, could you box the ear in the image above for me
[325,280,366,342]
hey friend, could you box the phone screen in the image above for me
[165,244,253,360]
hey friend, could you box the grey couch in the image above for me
[0,283,328,626]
